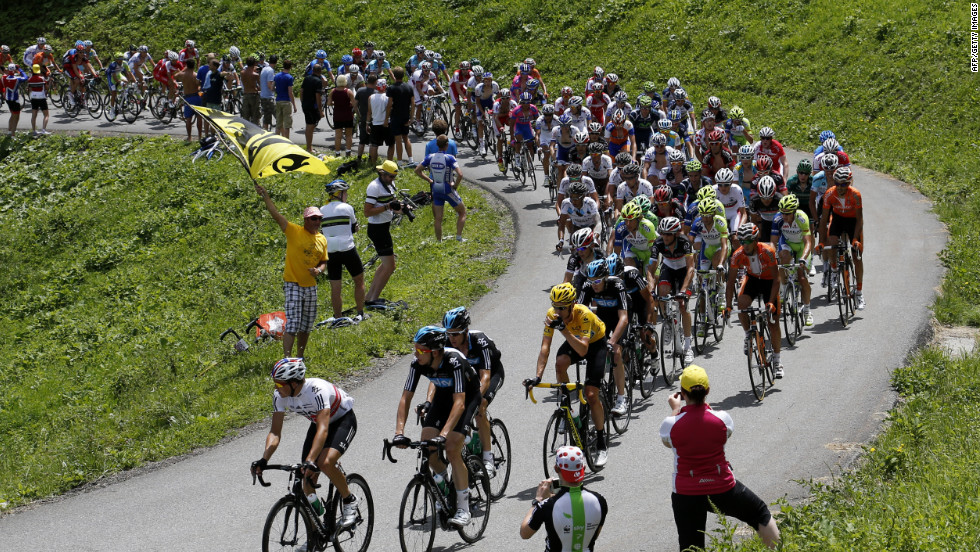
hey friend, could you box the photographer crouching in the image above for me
[363,160,413,307]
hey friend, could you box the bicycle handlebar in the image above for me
[251,463,322,489]
[524,382,585,405]
[381,438,449,466]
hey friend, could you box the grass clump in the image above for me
[0,133,508,508]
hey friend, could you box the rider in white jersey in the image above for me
[712,168,746,242]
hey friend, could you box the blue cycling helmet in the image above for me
[443,306,471,331]
[519,92,533,104]
[585,259,609,279]
[527,79,539,89]
[668,109,683,122]
[558,113,573,126]
[341,54,353,63]
[413,325,447,349]
[316,49,326,59]
[605,254,623,277]
[482,71,493,79]
[819,130,836,142]
[324,178,349,195]
[519,63,531,74]
[75,40,85,48]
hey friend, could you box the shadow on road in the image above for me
[711,388,779,411]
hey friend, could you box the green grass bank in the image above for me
[0,133,508,508]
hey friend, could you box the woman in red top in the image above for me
[659,365,780,551]
[328,74,356,155]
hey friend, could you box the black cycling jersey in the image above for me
[566,247,604,284]
[651,235,694,267]
[681,176,714,203]
[750,172,786,195]
[527,486,608,552]
[463,330,504,377]
[404,347,478,395]
[579,276,630,313]
[620,265,648,295]
[654,200,688,223]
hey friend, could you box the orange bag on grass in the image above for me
[255,312,287,340]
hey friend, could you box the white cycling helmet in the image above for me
[271,358,307,382]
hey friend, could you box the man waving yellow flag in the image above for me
[189,105,329,179]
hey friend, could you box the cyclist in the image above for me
[178,40,198,63]
[493,88,518,173]
[612,202,658,282]
[748,176,784,238]
[662,150,690,204]
[657,117,685,152]
[608,151,635,200]
[317,179,367,323]
[553,85,574,114]
[304,50,335,82]
[105,52,134,117]
[771,195,814,326]
[366,50,393,81]
[521,445,608,551]
[734,145,756,198]
[681,159,712,201]
[536,103,558,177]
[614,163,654,216]
[510,91,540,160]
[585,66,605,95]
[32,44,56,79]
[449,60,471,135]
[527,283,610,466]
[251,358,360,529]
[684,186,726,234]
[749,156,786,199]
[704,95,727,123]
[701,129,736,180]
[605,109,636,159]
[564,228,604,290]
[689,201,730,308]
[753,126,788,176]
[526,79,547,106]
[410,62,442,132]
[651,216,696,364]
[606,253,658,359]
[661,77,682,106]
[660,366,781,551]
[602,73,622,98]
[510,62,533,98]
[415,134,467,242]
[585,81,610,125]
[603,90,631,121]
[642,133,675,185]
[726,223,784,377]
[556,164,600,218]
[693,110,723,162]
[393,325,481,527]
[443,306,505,477]
[152,50,184,107]
[812,153,838,283]
[520,57,548,97]
[565,95,592,133]
[62,42,97,99]
[83,40,103,70]
[786,159,817,276]
[586,121,604,147]
[579,260,630,417]
[406,44,426,73]
[713,168,746,247]
[558,181,601,250]
[723,105,753,149]
[635,81,663,110]
[666,88,694,129]
[819,166,865,310]
[22,37,45,68]
[630,95,659,156]
[128,46,153,97]
[652,185,688,227]
[583,141,614,202]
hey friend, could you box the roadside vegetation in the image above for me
[0,133,508,508]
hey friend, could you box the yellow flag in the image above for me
[189,105,329,179]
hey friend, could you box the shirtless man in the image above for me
[178,59,203,141]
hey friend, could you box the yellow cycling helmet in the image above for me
[621,202,643,220]
[550,283,577,306]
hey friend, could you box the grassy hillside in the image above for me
[0,133,507,507]
[42,0,978,324]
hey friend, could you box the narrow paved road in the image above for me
[0,107,945,551]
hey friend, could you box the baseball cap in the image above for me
[376,159,399,175]
[680,365,709,392]
[554,446,586,484]
[32,64,41,74]
[302,206,322,218]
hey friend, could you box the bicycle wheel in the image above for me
[329,474,374,552]
[458,457,491,543]
[103,98,119,122]
[49,81,64,108]
[123,94,141,123]
[636,338,656,399]
[782,283,798,346]
[693,291,709,354]
[711,291,726,342]
[846,257,858,318]
[547,171,558,203]
[836,269,849,327]
[761,322,776,385]
[324,103,335,129]
[398,479,436,552]
[488,418,511,500]
[525,146,537,190]
[611,351,633,434]
[515,149,527,185]
[541,410,571,479]
[85,89,103,119]
[660,321,677,385]
[63,91,81,118]
[262,496,316,552]
[747,329,767,401]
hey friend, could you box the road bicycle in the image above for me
[47,69,67,108]
[62,75,103,119]
[382,438,491,552]
[480,114,496,159]
[547,154,559,203]
[692,268,726,354]
[222,84,243,114]
[412,93,448,138]
[525,360,610,477]
[463,410,512,501]
[103,80,142,124]
[602,340,634,434]
[630,312,659,399]
[190,135,225,162]
[150,85,177,124]
[522,139,538,190]
[830,232,858,327]
[778,263,805,346]
[597,205,614,250]
[657,293,689,385]
[742,296,776,400]
[361,189,425,270]
[253,463,374,552]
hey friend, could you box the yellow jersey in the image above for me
[543,304,606,343]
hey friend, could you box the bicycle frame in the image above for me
[382,439,456,531]
[253,464,338,544]
[527,383,589,453]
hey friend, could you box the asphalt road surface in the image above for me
[0,105,946,551]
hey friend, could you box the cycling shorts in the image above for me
[424,387,481,434]
[477,97,494,115]
[658,265,689,295]
[624,247,653,268]
[697,244,724,271]
[482,370,505,404]
[777,238,807,261]
[514,125,535,142]
[556,336,608,388]
[739,275,776,307]
[494,115,509,137]
[449,86,465,105]
[556,144,572,165]
[629,290,649,327]
[326,247,364,280]
[431,186,462,208]
[301,409,357,459]
[153,69,170,85]
[828,215,857,240]
[608,141,628,157]
[64,64,82,80]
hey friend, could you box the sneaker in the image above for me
[352,313,367,323]
[773,364,784,379]
[610,396,627,417]
[808,264,817,277]
[856,294,866,310]
[455,236,467,243]
[595,448,608,467]
[449,507,471,527]
[803,308,814,327]
[498,163,506,173]
[683,348,694,364]
[340,495,359,528]
[484,460,496,479]
[406,161,417,169]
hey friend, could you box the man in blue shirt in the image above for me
[273,59,296,138]
[415,134,466,242]
[424,118,459,156]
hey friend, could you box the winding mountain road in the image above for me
[0,106,945,551]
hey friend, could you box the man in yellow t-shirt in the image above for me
[255,183,328,358]
[524,282,610,467]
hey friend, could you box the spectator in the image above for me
[2,64,29,136]
[300,64,325,152]
[202,59,224,111]
[240,56,261,125]
[520,445,608,551]
[260,55,277,131]
[415,135,466,242]
[26,64,50,135]
[366,78,392,166]
[386,66,415,166]
[177,58,203,142]
[328,74,355,156]
[273,59,296,138]
[254,182,328,359]
[659,365,781,551]
[319,179,367,323]
[353,74,377,162]
[424,118,458,156]
[363,160,402,306]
